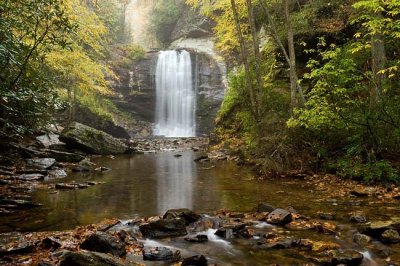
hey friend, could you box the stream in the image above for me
[1,150,400,265]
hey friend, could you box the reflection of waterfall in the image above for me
[156,153,196,214]
[154,50,196,137]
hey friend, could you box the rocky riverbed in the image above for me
[1,203,400,265]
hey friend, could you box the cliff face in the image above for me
[111,1,226,137]
[112,50,224,137]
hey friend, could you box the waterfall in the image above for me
[153,50,196,137]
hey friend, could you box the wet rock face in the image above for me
[80,232,126,257]
[139,218,188,238]
[120,50,225,137]
[60,122,129,155]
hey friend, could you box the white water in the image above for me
[154,50,196,137]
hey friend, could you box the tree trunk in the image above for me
[284,0,298,107]
[230,0,258,119]
[245,0,263,98]
[261,0,305,106]
[371,33,386,103]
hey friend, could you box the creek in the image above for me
[1,150,400,264]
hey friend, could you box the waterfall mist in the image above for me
[153,50,196,137]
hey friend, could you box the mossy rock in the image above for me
[60,122,129,155]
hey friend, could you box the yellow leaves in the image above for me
[62,0,108,55]
[46,45,114,96]
[186,0,250,56]
[377,66,399,79]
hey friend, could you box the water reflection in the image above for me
[156,153,196,213]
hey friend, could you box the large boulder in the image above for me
[139,218,187,238]
[60,122,129,155]
[80,232,126,257]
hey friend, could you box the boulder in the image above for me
[59,251,126,266]
[60,122,129,155]
[163,208,201,225]
[142,247,174,261]
[139,218,187,238]
[359,219,400,238]
[80,231,126,257]
[350,212,368,223]
[381,229,400,243]
[353,233,371,246]
[41,237,62,250]
[26,158,56,170]
[267,208,293,225]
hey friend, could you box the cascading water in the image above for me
[153,50,196,137]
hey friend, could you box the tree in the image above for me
[260,0,305,107]
[0,0,75,132]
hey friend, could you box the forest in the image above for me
[0,0,400,265]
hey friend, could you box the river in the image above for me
[1,150,400,264]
